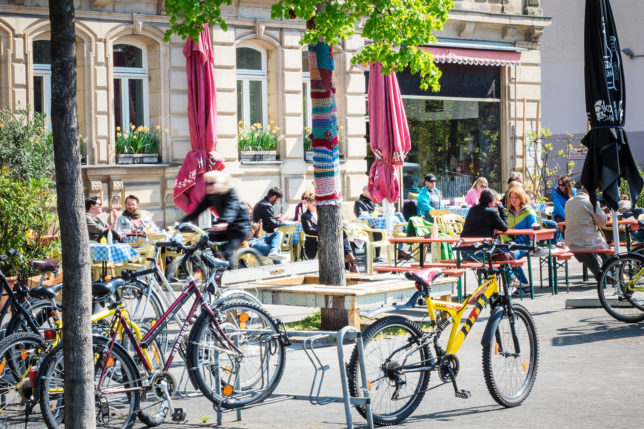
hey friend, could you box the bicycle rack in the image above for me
[210,326,374,429]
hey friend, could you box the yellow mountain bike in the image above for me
[348,240,540,426]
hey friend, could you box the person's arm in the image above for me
[416,188,430,215]
[181,197,210,223]
[302,214,318,236]
[262,203,283,232]
[438,190,445,210]
[492,205,508,232]
[353,200,364,218]
[591,202,608,227]
[216,191,241,226]
[465,189,477,206]
[86,215,108,238]
[553,189,566,218]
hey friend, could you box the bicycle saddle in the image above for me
[404,268,444,289]
[29,259,60,273]
[30,283,63,299]
[92,278,126,298]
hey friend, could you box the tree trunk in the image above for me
[308,16,345,288]
[49,1,96,426]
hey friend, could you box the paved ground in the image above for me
[18,258,644,428]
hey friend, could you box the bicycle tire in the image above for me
[597,253,644,323]
[38,336,141,429]
[5,298,62,336]
[347,315,431,426]
[482,303,539,407]
[0,332,48,427]
[186,300,285,409]
[233,248,264,269]
[118,280,165,326]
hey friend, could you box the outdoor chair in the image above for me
[275,224,299,261]
[433,213,465,235]
[350,222,391,273]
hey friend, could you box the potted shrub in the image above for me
[115,124,166,164]
[303,127,313,162]
[238,121,280,162]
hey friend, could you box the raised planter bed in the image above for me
[115,154,159,164]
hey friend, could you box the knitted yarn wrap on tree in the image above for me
[309,42,342,206]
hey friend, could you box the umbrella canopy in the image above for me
[581,0,642,210]
[174,24,225,214]
[367,62,411,203]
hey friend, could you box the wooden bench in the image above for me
[570,248,615,283]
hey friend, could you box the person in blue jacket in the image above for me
[416,174,445,222]
[552,175,576,223]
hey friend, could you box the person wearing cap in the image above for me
[416,174,444,221]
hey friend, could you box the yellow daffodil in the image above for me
[164,129,169,133]
[116,126,121,131]
[117,132,121,137]
[83,137,88,143]
[130,124,135,130]
[0,123,4,129]
[156,125,161,130]
[133,135,137,139]
[273,126,280,131]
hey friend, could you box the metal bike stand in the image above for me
[211,326,374,429]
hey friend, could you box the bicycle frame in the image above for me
[0,274,43,335]
[426,273,500,355]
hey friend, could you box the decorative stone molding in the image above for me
[110,178,124,193]
[164,178,176,205]
[92,0,110,8]
[89,180,103,198]
[526,26,544,44]
[459,22,475,39]
[254,20,266,39]
[502,26,517,42]
[133,15,145,35]
[525,0,543,16]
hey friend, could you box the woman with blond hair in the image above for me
[293,189,313,222]
[182,171,251,268]
[465,177,488,207]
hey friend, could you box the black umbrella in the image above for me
[581,0,642,211]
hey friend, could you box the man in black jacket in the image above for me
[253,187,287,233]
[460,189,508,238]
[354,186,377,219]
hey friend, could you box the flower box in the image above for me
[116,154,159,165]
[240,150,278,162]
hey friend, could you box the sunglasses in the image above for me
[480,185,488,189]
[205,182,217,186]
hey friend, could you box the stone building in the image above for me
[0,0,550,225]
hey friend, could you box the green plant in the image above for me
[0,168,60,277]
[115,124,164,154]
[303,126,312,152]
[200,415,209,424]
[619,169,644,208]
[0,107,54,181]
[238,121,281,151]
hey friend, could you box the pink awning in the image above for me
[421,46,521,67]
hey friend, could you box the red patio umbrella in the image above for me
[174,24,224,214]
[367,62,411,203]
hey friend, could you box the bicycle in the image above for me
[596,251,644,323]
[347,240,540,426]
[35,232,287,428]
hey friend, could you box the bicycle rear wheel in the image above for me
[233,248,264,269]
[597,253,644,323]
[187,300,285,409]
[348,316,431,426]
[38,337,140,429]
[482,303,539,407]
[0,332,47,427]
[5,298,61,336]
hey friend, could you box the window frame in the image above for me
[236,44,268,127]
[32,40,52,125]
[302,50,312,132]
[112,41,149,131]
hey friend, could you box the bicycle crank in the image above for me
[438,353,460,383]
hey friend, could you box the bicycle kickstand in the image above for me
[447,366,471,399]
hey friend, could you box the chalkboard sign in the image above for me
[351,243,368,273]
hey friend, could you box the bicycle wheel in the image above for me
[482,303,539,407]
[233,248,264,269]
[347,316,431,426]
[0,332,47,427]
[38,336,140,429]
[186,300,285,409]
[118,280,165,326]
[5,298,62,336]
[597,253,644,323]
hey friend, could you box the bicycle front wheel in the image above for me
[187,300,285,409]
[482,303,539,407]
[597,253,644,323]
[348,316,431,426]
[0,332,48,427]
[38,337,140,429]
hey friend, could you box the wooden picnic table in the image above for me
[557,218,639,251]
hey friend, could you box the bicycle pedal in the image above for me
[172,408,187,422]
[455,389,471,399]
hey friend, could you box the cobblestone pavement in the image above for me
[16,260,644,428]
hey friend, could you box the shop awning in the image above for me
[420,46,521,67]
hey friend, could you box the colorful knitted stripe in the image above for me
[309,42,342,205]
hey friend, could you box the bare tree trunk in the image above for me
[49,0,96,426]
[317,204,344,285]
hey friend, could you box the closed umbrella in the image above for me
[367,62,411,205]
[174,24,224,214]
[581,0,642,213]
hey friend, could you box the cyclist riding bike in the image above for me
[181,171,250,268]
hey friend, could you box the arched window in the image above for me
[113,43,148,131]
[33,40,51,120]
[236,45,267,127]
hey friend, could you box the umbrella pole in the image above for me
[612,210,620,254]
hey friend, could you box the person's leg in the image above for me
[553,215,565,243]
[268,231,283,251]
[509,250,529,284]
[573,253,602,280]
[249,238,271,257]
[223,236,245,268]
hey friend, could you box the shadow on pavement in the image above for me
[551,316,644,346]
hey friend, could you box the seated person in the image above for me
[564,185,609,280]
[293,190,313,222]
[354,186,377,219]
[402,175,421,199]
[114,194,159,235]
[182,171,251,268]
[245,203,286,262]
[85,196,122,242]
[460,189,508,261]
[416,173,444,221]
[301,193,358,272]
[253,187,288,233]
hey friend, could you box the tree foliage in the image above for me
[164,0,454,91]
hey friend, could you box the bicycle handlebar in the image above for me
[0,248,23,264]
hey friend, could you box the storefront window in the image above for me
[113,43,148,131]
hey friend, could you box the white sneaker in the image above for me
[532,247,549,258]
[268,250,287,261]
